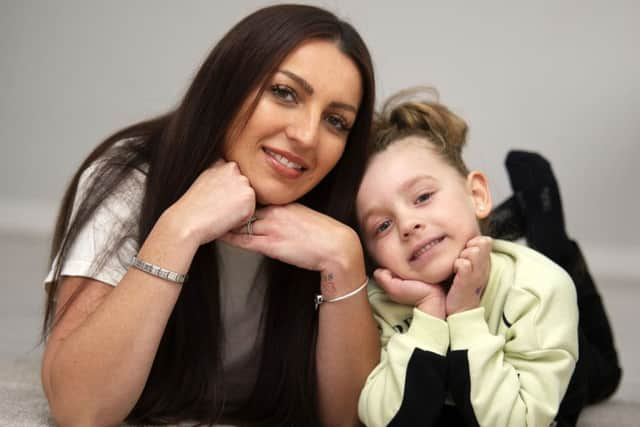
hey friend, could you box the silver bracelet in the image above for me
[130,255,187,284]
[314,277,369,310]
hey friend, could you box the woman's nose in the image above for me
[285,111,320,148]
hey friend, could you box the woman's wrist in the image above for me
[157,206,202,251]
[318,228,367,298]
[136,210,200,275]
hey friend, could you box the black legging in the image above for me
[554,241,622,426]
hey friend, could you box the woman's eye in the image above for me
[416,193,432,204]
[375,219,392,235]
[270,84,297,103]
[325,114,351,133]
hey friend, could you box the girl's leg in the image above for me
[490,150,622,405]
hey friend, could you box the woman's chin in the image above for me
[255,190,301,206]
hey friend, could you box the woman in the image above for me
[41,5,379,426]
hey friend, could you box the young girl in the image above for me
[355,90,620,426]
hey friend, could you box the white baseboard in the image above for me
[0,198,58,237]
[580,243,640,283]
[1,198,639,282]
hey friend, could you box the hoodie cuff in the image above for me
[447,307,491,350]
[403,308,450,356]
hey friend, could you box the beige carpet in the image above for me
[1,356,639,427]
[0,357,238,426]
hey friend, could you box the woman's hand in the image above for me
[445,236,492,316]
[374,268,446,319]
[164,160,256,247]
[220,203,366,293]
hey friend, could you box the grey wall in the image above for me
[1,0,638,279]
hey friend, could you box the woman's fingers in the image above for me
[171,160,256,244]
[231,213,262,235]
[220,203,347,272]
[219,232,268,253]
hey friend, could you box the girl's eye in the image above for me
[325,114,351,133]
[415,192,433,204]
[270,84,297,103]
[375,219,392,235]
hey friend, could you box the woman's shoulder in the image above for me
[77,139,148,204]
[46,140,149,287]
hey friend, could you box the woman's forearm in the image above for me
[43,214,198,426]
[315,251,380,427]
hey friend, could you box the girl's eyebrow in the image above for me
[401,175,437,193]
[359,175,437,226]
[358,202,384,230]
[277,69,358,114]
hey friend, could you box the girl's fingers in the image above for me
[458,236,492,276]
[374,268,445,305]
[466,235,492,249]
[453,257,472,275]
[373,268,398,290]
[458,246,480,262]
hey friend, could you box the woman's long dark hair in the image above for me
[44,4,375,426]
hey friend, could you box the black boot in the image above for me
[560,241,622,404]
[487,196,525,241]
[503,150,573,264]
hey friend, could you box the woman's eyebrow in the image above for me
[330,101,357,114]
[277,69,358,114]
[278,70,314,94]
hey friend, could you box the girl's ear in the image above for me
[466,171,493,219]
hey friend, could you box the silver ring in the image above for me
[246,215,257,235]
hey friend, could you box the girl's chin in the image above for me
[405,270,454,288]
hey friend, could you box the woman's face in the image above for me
[224,39,363,205]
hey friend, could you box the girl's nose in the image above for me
[401,221,424,239]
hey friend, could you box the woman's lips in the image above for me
[262,147,307,178]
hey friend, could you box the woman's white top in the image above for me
[45,163,266,409]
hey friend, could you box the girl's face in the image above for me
[356,138,491,284]
[224,39,363,205]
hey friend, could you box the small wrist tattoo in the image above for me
[321,272,335,283]
[321,272,336,296]
[475,286,483,296]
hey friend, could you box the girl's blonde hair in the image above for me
[373,87,470,176]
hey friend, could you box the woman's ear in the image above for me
[466,171,492,219]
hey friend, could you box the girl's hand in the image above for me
[220,203,366,294]
[445,236,492,316]
[165,160,256,247]
[374,268,446,319]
